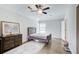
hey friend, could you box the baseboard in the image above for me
[22,41,28,44]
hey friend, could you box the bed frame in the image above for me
[27,27,51,44]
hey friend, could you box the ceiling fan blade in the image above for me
[35,5,39,8]
[28,6,36,12]
[28,6,32,10]
[43,7,50,10]
[42,12,47,14]
[35,4,42,9]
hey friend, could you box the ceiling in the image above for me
[0,4,69,21]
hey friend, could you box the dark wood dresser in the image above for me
[0,34,22,54]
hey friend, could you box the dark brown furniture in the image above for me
[0,34,22,54]
[27,27,36,36]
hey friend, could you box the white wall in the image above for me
[0,5,38,43]
[66,5,76,53]
[61,20,65,40]
[40,20,62,38]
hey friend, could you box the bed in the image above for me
[27,27,51,44]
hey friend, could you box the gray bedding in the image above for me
[30,33,49,39]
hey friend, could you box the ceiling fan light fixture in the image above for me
[37,9,42,14]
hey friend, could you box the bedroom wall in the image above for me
[66,5,76,53]
[0,5,38,43]
[40,20,62,38]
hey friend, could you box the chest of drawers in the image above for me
[0,34,22,53]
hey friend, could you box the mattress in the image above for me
[30,33,50,39]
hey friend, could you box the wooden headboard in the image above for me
[27,27,36,36]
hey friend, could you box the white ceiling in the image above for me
[0,4,69,21]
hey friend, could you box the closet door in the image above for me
[77,5,79,53]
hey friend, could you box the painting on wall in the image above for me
[2,21,20,36]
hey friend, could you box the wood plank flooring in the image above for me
[37,38,71,54]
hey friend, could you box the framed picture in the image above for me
[1,21,20,36]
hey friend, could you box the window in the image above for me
[39,23,46,33]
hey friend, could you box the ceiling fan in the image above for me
[28,4,50,14]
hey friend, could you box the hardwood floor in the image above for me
[37,38,71,54]
[4,38,71,54]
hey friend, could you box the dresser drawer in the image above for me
[15,41,22,46]
[4,37,10,42]
[4,44,10,50]
[4,42,14,51]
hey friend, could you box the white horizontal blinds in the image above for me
[39,23,46,33]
